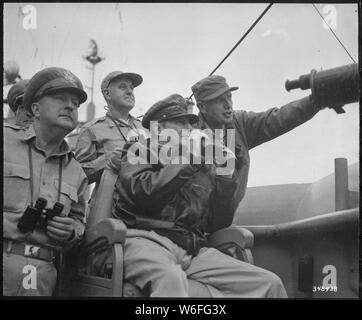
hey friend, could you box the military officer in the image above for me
[74,71,145,223]
[111,94,287,298]
[74,71,144,184]
[3,67,88,296]
[191,75,321,214]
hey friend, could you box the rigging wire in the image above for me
[188,3,273,100]
[50,3,60,65]
[114,4,126,67]
[136,3,274,118]
[9,4,48,70]
[7,5,26,63]
[10,5,22,59]
[312,4,356,63]
[92,6,104,37]
[115,3,123,24]
[28,29,46,69]
[57,4,80,65]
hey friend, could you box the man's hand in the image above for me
[46,216,75,242]
[106,147,127,172]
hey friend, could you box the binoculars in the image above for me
[17,197,64,233]
[285,63,360,114]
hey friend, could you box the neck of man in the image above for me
[33,121,66,157]
[202,113,225,131]
[109,104,131,121]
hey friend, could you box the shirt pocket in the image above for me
[3,162,31,212]
[53,179,78,216]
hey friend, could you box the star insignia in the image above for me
[62,70,77,85]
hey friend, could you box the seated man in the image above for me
[111,94,287,298]
[74,71,144,220]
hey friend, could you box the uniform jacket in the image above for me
[74,111,144,184]
[198,95,319,214]
[3,123,88,249]
[112,145,237,243]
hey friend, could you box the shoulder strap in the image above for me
[106,113,128,141]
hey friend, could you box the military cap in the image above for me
[101,71,143,92]
[23,67,88,112]
[191,75,238,102]
[7,79,29,113]
[142,94,199,129]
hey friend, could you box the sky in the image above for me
[3,3,359,187]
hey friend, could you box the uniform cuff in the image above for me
[64,219,84,251]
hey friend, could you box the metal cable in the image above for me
[57,4,80,65]
[136,4,274,119]
[132,4,354,120]
[312,4,356,63]
[188,3,273,100]
[10,5,21,58]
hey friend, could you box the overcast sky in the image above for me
[4,3,359,187]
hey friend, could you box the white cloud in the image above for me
[261,28,289,40]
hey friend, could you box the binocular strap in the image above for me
[27,142,63,206]
[106,112,140,142]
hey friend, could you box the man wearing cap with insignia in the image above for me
[108,94,287,298]
[74,71,144,207]
[192,75,320,215]
[3,67,88,296]
[6,79,33,127]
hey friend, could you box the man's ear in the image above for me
[31,102,40,119]
[103,88,111,102]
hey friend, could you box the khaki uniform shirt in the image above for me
[74,111,144,184]
[198,95,319,214]
[3,123,88,249]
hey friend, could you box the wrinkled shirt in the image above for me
[74,111,144,184]
[198,95,319,214]
[3,123,88,249]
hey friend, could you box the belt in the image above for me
[3,239,56,263]
[154,229,206,256]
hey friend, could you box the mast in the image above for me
[83,39,104,122]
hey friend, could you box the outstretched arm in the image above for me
[235,95,319,149]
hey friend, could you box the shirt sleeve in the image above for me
[235,95,319,150]
[64,169,88,251]
[74,127,106,184]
